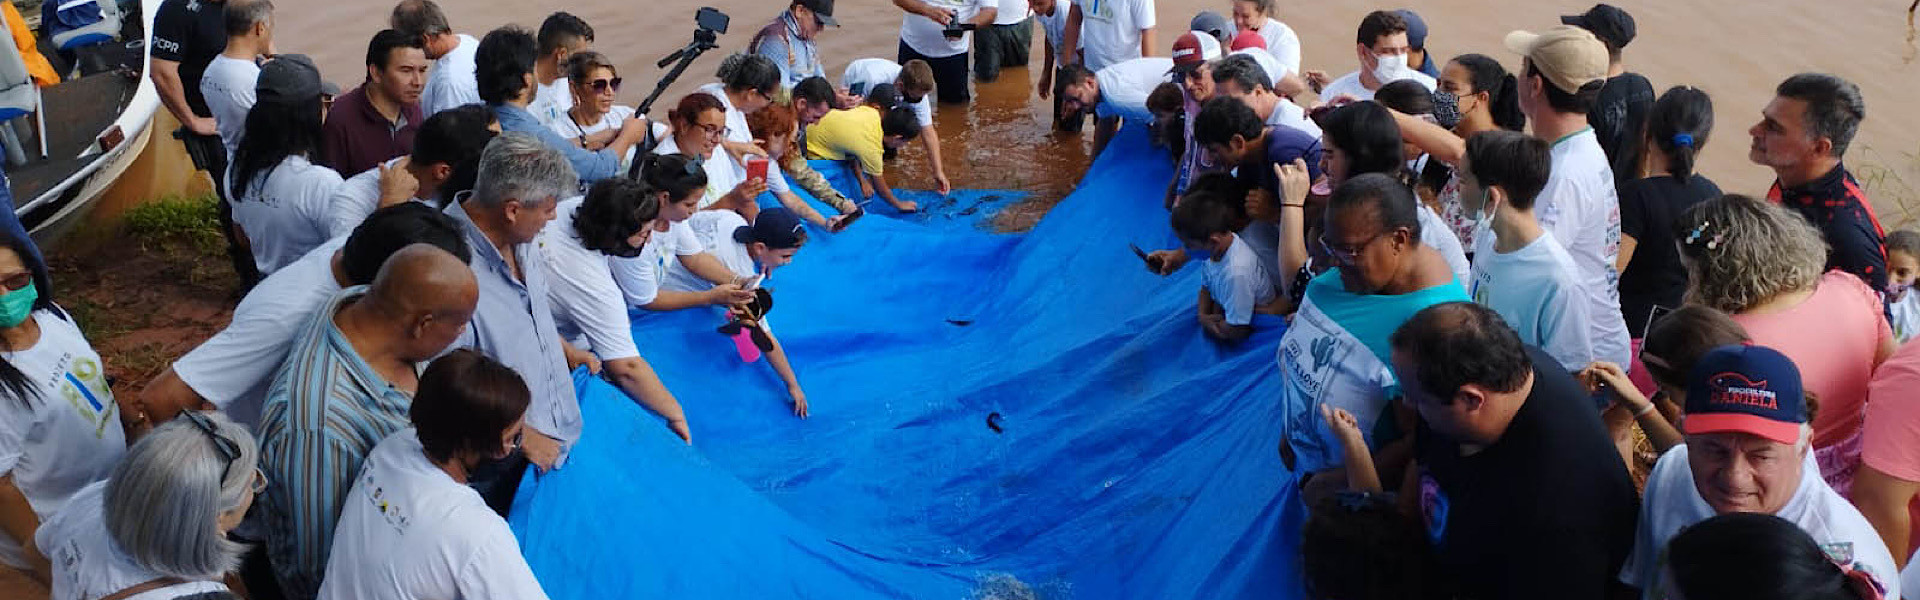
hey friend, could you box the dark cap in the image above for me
[256,54,324,105]
[734,207,807,249]
[1561,4,1636,49]
[1189,11,1232,44]
[1683,345,1807,445]
[1395,9,1429,50]
[1169,31,1222,74]
[796,0,837,27]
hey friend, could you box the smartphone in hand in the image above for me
[1130,243,1165,272]
[746,157,769,181]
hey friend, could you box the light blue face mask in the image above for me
[0,281,36,329]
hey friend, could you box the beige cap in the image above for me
[1504,25,1610,94]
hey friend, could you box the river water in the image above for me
[274,0,1920,227]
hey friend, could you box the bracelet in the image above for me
[1633,402,1657,417]
[1282,203,1306,209]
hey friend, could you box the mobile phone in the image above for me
[746,157,769,181]
[831,206,865,233]
[1130,243,1165,272]
[741,274,764,290]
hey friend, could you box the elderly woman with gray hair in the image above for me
[34,411,261,600]
[1678,194,1897,495]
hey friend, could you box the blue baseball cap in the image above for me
[734,208,807,249]
[1395,9,1429,50]
[1268,124,1326,185]
[1684,345,1807,445]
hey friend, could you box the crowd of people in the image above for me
[0,0,1912,599]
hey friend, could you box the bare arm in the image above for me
[1321,406,1383,493]
[682,252,739,286]
[761,329,807,418]
[1039,40,1057,98]
[893,0,952,22]
[1853,465,1920,567]
[1389,109,1466,166]
[1061,5,1083,65]
[1616,234,1639,273]
[774,190,831,228]
[151,59,215,135]
[1275,160,1313,298]
[138,367,215,428]
[969,8,998,27]
[920,125,950,195]
[1092,116,1119,158]
[0,477,48,583]
[603,357,692,443]
[1197,289,1254,343]
[1138,28,1156,58]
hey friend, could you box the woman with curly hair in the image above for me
[1678,194,1896,494]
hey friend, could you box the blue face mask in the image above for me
[0,281,36,329]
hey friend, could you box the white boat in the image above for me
[9,0,158,247]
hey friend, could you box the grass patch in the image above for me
[122,194,225,254]
[1856,144,1920,231]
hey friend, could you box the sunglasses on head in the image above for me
[180,410,244,483]
[587,77,623,93]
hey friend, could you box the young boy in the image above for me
[1460,130,1598,371]
[661,207,813,418]
[1172,188,1278,343]
[804,84,923,213]
[1888,229,1920,343]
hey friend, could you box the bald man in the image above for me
[256,244,478,600]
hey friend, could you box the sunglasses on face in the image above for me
[586,77,623,94]
[0,271,28,292]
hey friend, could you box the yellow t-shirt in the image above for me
[804,105,884,176]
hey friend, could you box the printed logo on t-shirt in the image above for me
[1420,469,1448,544]
[1084,0,1116,21]
[1823,541,1855,565]
[363,476,412,533]
[54,354,116,437]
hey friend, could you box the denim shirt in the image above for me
[444,200,580,449]
[752,13,824,89]
[491,102,619,182]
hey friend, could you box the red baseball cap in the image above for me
[1230,30,1267,52]
[1170,31,1222,74]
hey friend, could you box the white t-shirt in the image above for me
[1890,289,1919,344]
[610,219,701,309]
[1469,230,1597,371]
[538,198,642,361]
[544,104,643,171]
[527,78,573,129]
[200,54,260,159]
[1904,552,1920,599]
[0,310,124,570]
[1317,68,1436,103]
[37,482,233,600]
[317,430,551,600]
[841,58,937,129]
[1203,234,1276,326]
[1034,3,1078,63]
[1072,0,1156,71]
[421,34,481,117]
[662,210,756,293]
[652,131,746,210]
[1241,18,1302,75]
[1538,128,1630,367]
[1094,57,1171,124]
[900,0,1001,58]
[993,0,1029,25]
[173,237,347,429]
[1418,204,1472,290]
[1622,445,1900,600]
[230,155,347,276]
[326,158,436,239]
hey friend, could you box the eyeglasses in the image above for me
[0,271,29,292]
[587,77,623,94]
[180,410,243,484]
[505,429,523,454]
[1318,232,1386,265]
[695,123,729,137]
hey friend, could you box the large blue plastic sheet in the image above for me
[508,127,1307,599]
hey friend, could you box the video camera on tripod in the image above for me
[630,7,729,178]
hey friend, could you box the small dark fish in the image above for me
[947,318,974,326]
[986,412,1004,434]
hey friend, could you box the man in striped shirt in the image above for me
[257,245,479,600]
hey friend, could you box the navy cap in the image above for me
[1683,345,1807,445]
[734,207,807,249]
[1267,124,1325,185]
[1395,9,1429,50]
[256,54,323,105]
[797,0,838,27]
[1189,11,1233,44]
[1562,4,1636,50]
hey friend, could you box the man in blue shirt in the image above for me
[750,0,838,91]
[443,132,585,513]
[473,26,649,183]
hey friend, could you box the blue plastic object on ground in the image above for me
[509,127,1306,599]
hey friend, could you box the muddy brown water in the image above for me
[276,0,1920,227]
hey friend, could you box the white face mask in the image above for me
[1372,53,1411,83]
[1471,187,1498,233]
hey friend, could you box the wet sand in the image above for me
[273,0,1920,227]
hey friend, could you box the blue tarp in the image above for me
[509,127,1306,599]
